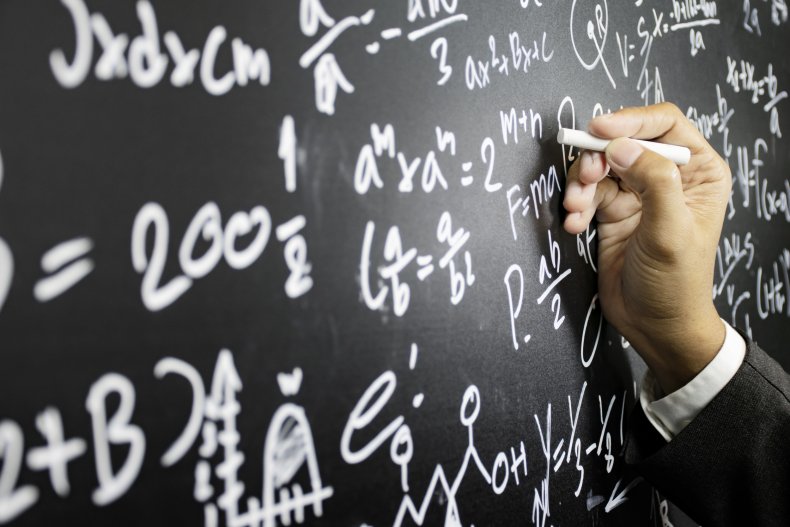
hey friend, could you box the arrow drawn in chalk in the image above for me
[605,476,643,512]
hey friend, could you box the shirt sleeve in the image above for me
[639,320,746,442]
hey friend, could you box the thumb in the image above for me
[605,137,688,254]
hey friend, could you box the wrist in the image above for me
[632,311,726,394]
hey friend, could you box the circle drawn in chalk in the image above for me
[570,0,609,70]
[460,385,481,426]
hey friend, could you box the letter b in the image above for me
[86,373,146,506]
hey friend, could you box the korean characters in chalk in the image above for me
[158,351,332,527]
[0,351,331,526]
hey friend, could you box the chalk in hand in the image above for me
[556,128,691,166]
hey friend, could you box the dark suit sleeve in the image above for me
[624,339,790,526]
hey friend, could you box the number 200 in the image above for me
[131,202,272,312]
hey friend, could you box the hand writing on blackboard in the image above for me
[562,102,731,394]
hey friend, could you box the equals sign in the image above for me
[34,237,95,302]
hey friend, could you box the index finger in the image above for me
[588,102,709,155]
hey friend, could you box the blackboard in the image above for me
[0,1,788,525]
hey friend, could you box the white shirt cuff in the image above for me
[639,320,746,442]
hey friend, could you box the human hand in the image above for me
[562,103,730,394]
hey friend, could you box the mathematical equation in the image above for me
[0,345,655,526]
[1,0,789,526]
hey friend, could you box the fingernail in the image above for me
[592,112,614,121]
[607,138,643,170]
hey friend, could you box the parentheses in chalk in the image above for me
[0,148,13,315]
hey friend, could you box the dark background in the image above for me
[0,1,787,525]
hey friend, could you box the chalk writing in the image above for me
[50,0,271,94]
[2,1,790,525]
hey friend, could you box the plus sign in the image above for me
[26,408,86,497]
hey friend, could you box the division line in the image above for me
[670,19,720,31]
[407,14,468,41]
[764,91,788,112]
[438,232,470,269]
[299,10,375,68]
[536,268,571,304]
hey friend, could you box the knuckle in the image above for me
[657,101,682,117]
[667,164,682,182]
[640,228,682,263]
[652,233,681,261]
[632,152,680,187]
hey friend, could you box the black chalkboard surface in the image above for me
[0,1,788,525]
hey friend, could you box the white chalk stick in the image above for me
[556,128,691,166]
